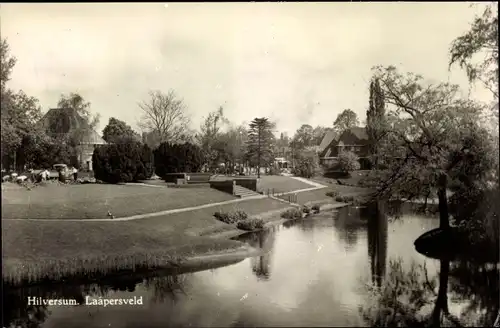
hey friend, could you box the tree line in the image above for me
[1,34,351,178]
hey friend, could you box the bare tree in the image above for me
[138,89,191,145]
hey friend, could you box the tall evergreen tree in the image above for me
[246,117,275,178]
[366,77,386,168]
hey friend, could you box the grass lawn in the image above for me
[256,175,314,193]
[2,197,292,285]
[1,183,235,219]
[315,170,371,187]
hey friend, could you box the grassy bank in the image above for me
[277,183,373,206]
[256,175,314,193]
[212,175,314,192]
[2,197,292,285]
[1,183,235,219]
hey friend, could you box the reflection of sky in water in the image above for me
[23,210,495,327]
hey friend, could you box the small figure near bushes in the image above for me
[311,204,321,214]
[302,205,311,215]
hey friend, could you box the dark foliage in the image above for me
[92,141,154,183]
[237,218,265,231]
[213,210,249,224]
[18,134,76,169]
[153,142,203,179]
[280,208,303,220]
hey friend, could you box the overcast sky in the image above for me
[1,2,494,136]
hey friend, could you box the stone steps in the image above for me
[234,185,260,198]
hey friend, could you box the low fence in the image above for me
[264,188,298,203]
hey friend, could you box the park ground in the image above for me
[2,174,372,285]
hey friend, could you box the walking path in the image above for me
[4,177,329,222]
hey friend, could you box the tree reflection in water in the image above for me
[333,207,364,252]
[448,260,499,326]
[2,272,190,328]
[143,274,190,304]
[367,201,388,288]
[3,282,110,328]
[360,256,499,327]
[236,226,277,281]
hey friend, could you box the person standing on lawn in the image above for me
[72,166,78,181]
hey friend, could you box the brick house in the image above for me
[319,126,371,169]
[40,108,106,171]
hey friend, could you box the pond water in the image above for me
[4,203,499,327]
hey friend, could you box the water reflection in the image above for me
[235,226,277,280]
[367,201,388,288]
[144,274,189,304]
[333,206,365,252]
[449,260,499,326]
[3,204,498,327]
[362,253,499,327]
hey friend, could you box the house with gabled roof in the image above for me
[40,108,106,171]
[318,126,371,169]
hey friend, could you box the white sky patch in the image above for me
[0,2,494,135]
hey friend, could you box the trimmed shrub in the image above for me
[92,141,154,184]
[335,195,355,203]
[333,151,360,174]
[280,208,303,220]
[325,190,339,198]
[213,210,249,224]
[312,204,320,213]
[237,218,265,231]
[154,142,204,180]
[292,150,320,178]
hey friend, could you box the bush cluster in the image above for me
[92,141,154,183]
[335,195,355,203]
[325,190,339,198]
[237,218,265,231]
[91,140,206,184]
[292,151,321,178]
[213,210,249,224]
[333,151,360,173]
[280,208,303,220]
[153,142,204,180]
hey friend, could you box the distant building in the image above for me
[274,157,290,169]
[318,126,371,169]
[40,108,106,171]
